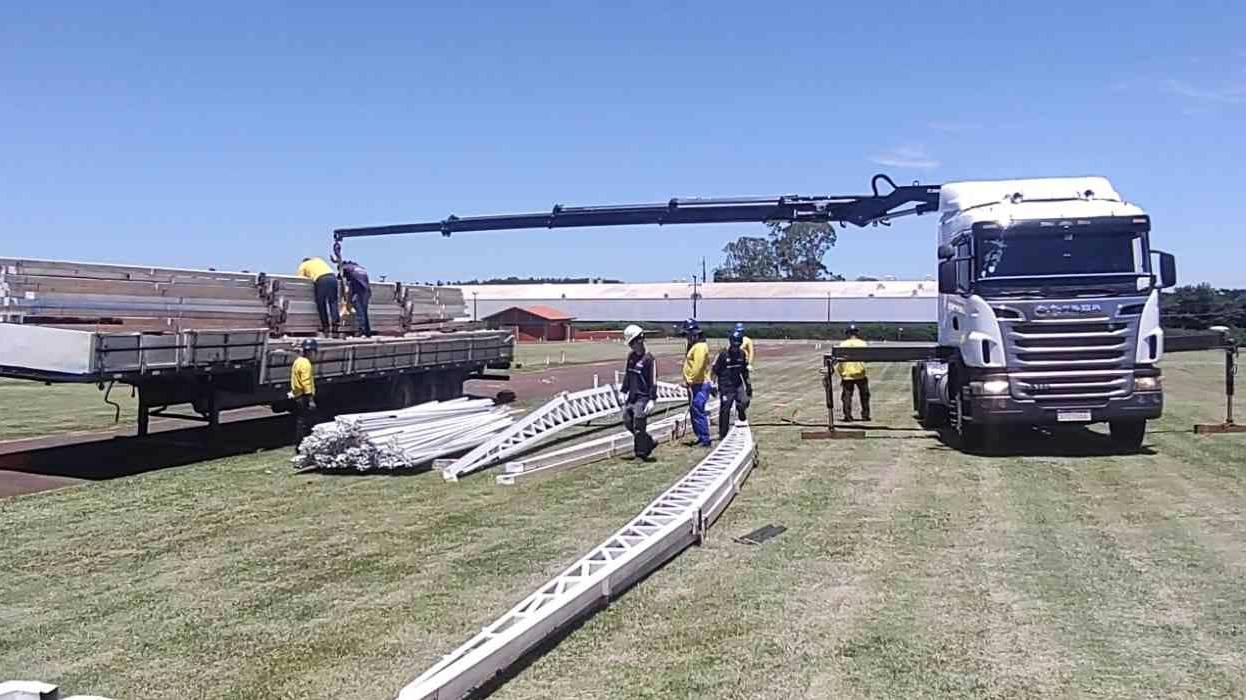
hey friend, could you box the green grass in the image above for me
[511,337,688,370]
[0,378,137,441]
[2,352,1245,698]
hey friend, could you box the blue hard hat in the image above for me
[301,338,319,352]
[733,322,746,332]
[682,318,701,334]
[729,329,744,345]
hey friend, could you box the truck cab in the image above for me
[916,177,1178,450]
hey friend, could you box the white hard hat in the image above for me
[623,324,644,345]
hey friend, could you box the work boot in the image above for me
[842,414,855,423]
[861,414,872,422]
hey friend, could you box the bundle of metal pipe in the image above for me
[292,398,514,472]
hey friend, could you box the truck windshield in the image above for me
[975,228,1146,280]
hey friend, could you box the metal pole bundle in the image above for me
[292,398,514,472]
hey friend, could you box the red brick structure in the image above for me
[483,305,575,342]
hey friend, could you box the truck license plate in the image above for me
[1057,410,1092,423]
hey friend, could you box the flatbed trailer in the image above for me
[0,323,513,436]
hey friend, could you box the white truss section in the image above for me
[496,410,714,486]
[436,381,687,481]
[397,422,756,700]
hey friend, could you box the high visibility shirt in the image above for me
[296,257,334,280]
[836,337,867,380]
[741,336,755,367]
[291,356,316,397]
[683,340,711,385]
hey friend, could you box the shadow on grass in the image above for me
[464,559,676,699]
[0,415,295,481]
[927,425,1160,458]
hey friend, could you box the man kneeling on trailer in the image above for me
[289,339,319,446]
[713,329,753,438]
[620,325,657,461]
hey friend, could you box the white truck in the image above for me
[330,173,1180,452]
[910,177,1176,450]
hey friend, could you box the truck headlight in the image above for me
[1135,376,1162,391]
[972,379,1010,395]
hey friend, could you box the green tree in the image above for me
[767,221,838,280]
[714,236,780,281]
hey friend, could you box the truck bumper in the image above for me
[968,391,1163,426]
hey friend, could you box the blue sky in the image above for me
[3,1,1244,286]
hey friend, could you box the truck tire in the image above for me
[1109,419,1147,452]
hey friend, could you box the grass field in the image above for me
[3,351,1245,698]
[511,337,690,370]
[0,378,137,441]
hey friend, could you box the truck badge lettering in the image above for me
[1034,303,1103,317]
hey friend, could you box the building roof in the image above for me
[485,304,575,321]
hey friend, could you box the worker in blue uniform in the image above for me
[712,329,753,438]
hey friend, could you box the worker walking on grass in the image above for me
[620,324,657,461]
[712,329,753,438]
[837,324,871,422]
[340,260,372,337]
[296,256,339,336]
[681,319,713,447]
[733,322,755,369]
[288,339,319,446]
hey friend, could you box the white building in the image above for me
[455,280,936,323]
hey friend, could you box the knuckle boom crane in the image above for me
[334,172,1189,454]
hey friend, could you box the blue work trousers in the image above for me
[689,382,712,445]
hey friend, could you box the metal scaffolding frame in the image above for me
[495,410,713,485]
[397,422,757,700]
[436,381,687,481]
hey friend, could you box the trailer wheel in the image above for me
[1109,419,1147,452]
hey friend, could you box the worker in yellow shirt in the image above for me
[681,319,713,446]
[836,325,871,422]
[288,339,318,445]
[296,256,339,336]
[733,322,755,369]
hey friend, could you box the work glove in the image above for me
[286,391,295,400]
[746,385,754,398]
[644,400,655,416]
[308,397,317,411]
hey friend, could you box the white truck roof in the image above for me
[937,177,1146,242]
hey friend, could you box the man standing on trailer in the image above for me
[712,328,753,438]
[734,322,755,369]
[340,259,372,337]
[681,319,713,447]
[288,338,319,446]
[837,324,871,422]
[619,324,657,461]
[296,256,339,336]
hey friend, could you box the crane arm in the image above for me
[332,174,941,242]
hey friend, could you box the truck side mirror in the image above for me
[937,244,955,260]
[938,260,957,295]
[1153,250,1177,289]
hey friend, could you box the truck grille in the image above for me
[1004,319,1133,405]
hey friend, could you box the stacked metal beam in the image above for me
[436,381,688,481]
[0,257,464,335]
[495,410,712,485]
[293,398,514,472]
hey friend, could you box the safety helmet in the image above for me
[682,318,701,336]
[733,322,746,333]
[845,324,859,338]
[623,324,644,345]
[301,338,319,352]
[729,329,745,346]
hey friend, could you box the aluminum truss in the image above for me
[436,381,687,481]
[397,422,756,700]
[496,410,712,486]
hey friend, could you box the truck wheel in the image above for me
[920,403,948,430]
[1109,420,1147,452]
